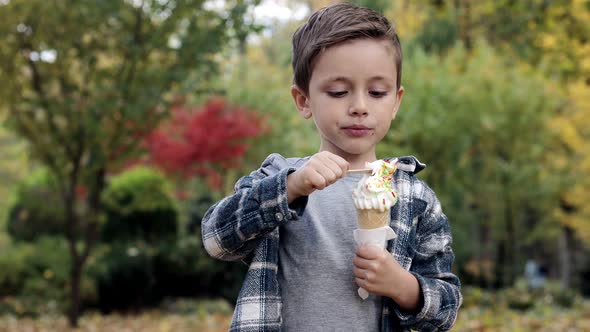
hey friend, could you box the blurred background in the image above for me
[0,0,589,331]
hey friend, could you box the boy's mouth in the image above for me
[342,125,373,137]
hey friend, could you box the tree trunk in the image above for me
[458,0,472,50]
[495,240,506,288]
[558,226,572,289]
[67,167,106,327]
[65,207,83,327]
[471,210,484,287]
[68,260,83,327]
[505,201,516,286]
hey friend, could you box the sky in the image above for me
[204,0,309,23]
[253,0,308,22]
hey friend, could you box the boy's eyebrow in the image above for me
[323,76,351,83]
[369,75,395,83]
[321,75,395,85]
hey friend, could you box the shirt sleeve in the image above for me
[394,189,463,331]
[201,156,307,262]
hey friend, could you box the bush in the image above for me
[101,167,178,244]
[93,234,246,312]
[22,237,97,311]
[152,235,247,303]
[505,287,535,311]
[500,278,580,311]
[0,237,97,316]
[95,243,156,313]
[186,194,215,235]
[0,243,34,296]
[5,170,65,242]
[461,286,497,309]
[542,281,578,308]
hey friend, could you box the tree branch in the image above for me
[22,39,77,163]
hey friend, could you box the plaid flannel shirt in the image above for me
[202,154,462,331]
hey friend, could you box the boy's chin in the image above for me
[336,146,377,158]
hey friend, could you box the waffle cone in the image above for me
[356,208,390,229]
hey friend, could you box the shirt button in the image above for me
[275,212,284,221]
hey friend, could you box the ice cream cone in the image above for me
[356,208,390,229]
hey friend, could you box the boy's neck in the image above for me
[349,159,376,169]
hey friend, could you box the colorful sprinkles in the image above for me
[366,159,397,196]
[352,159,399,210]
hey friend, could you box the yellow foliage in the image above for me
[386,1,429,39]
[540,33,557,50]
[552,79,590,242]
[550,117,584,152]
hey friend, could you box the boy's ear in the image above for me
[391,86,404,120]
[291,85,312,119]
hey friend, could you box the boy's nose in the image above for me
[348,95,368,116]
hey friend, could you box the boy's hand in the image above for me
[287,151,349,203]
[353,245,421,312]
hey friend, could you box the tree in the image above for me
[382,41,565,288]
[0,0,257,326]
[144,97,265,191]
[385,0,590,289]
[468,0,590,288]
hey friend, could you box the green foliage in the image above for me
[0,123,30,247]
[542,281,579,308]
[0,243,34,296]
[92,235,246,312]
[223,22,319,180]
[0,0,234,181]
[20,237,72,309]
[383,40,566,286]
[0,237,97,316]
[411,9,458,54]
[463,281,580,313]
[505,287,535,311]
[350,0,391,13]
[0,0,260,321]
[5,169,65,242]
[101,167,178,244]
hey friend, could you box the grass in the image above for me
[0,310,230,332]
[1,297,590,332]
[454,304,590,331]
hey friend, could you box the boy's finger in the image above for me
[355,277,368,289]
[353,266,369,279]
[353,255,372,270]
[315,163,339,184]
[355,244,383,259]
[326,152,350,172]
[305,170,328,190]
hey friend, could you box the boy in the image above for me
[202,3,462,331]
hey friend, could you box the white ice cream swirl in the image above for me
[352,159,398,212]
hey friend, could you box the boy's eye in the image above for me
[327,91,347,98]
[369,91,388,98]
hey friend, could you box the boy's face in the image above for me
[292,38,403,166]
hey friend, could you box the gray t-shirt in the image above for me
[278,171,382,331]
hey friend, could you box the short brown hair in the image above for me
[292,3,402,95]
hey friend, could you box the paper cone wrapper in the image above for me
[356,208,390,229]
[353,226,397,300]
